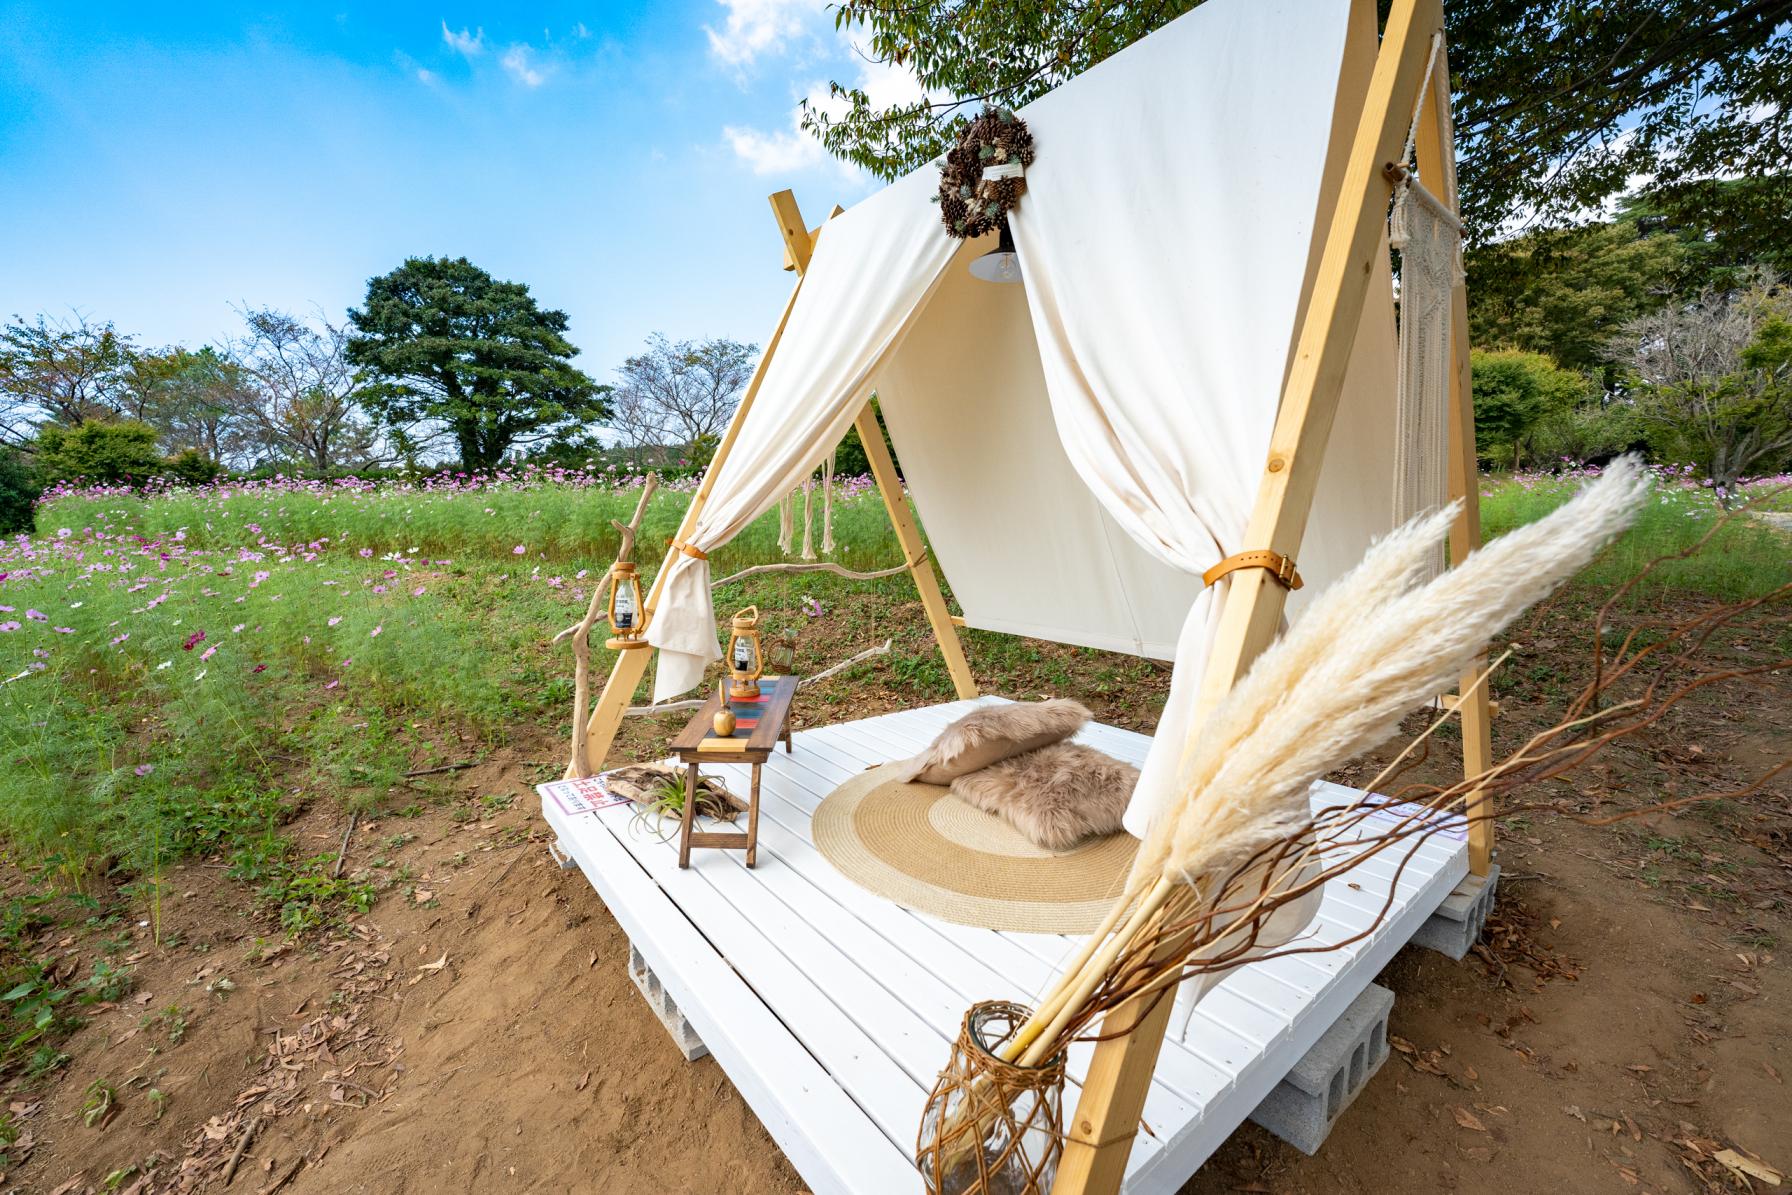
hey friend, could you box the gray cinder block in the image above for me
[1249,982,1394,1155]
[1410,864,1500,961]
[627,943,709,1061]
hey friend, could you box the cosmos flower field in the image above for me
[0,462,1783,915]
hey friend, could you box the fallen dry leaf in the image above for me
[417,954,448,973]
[1453,1106,1488,1132]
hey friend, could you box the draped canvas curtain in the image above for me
[647,169,958,701]
[646,0,1392,847]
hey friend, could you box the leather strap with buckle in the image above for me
[1202,549,1303,590]
[675,541,709,561]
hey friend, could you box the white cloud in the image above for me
[501,45,546,87]
[417,67,437,84]
[705,0,813,68]
[723,122,826,176]
[441,21,484,58]
[721,30,944,180]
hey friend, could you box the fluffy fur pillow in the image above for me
[895,699,1091,786]
[949,743,1138,851]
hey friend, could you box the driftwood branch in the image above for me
[564,474,660,778]
[710,552,924,590]
[622,638,894,716]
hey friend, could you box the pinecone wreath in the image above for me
[936,105,1036,239]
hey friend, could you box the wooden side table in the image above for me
[667,675,797,869]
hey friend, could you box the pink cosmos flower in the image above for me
[0,622,19,633]
[372,585,387,594]
[512,544,526,555]
[327,615,342,627]
[252,663,267,673]
[359,548,373,558]
[134,763,154,777]
[53,626,74,634]
[200,645,217,660]
[25,609,46,621]
[182,630,206,650]
[412,586,426,597]
[369,625,382,637]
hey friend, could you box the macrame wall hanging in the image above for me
[776,448,837,563]
[1388,32,1461,580]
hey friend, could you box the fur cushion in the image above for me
[949,742,1138,851]
[895,699,1091,786]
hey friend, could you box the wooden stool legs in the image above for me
[675,762,763,869]
[746,763,761,868]
[678,761,699,869]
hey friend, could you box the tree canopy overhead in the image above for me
[346,257,606,470]
[800,0,1790,246]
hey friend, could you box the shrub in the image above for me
[1470,349,1595,470]
[33,420,163,485]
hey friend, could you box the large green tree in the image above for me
[347,258,604,470]
[800,0,1790,247]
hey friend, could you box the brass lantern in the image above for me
[726,605,763,700]
[605,562,648,651]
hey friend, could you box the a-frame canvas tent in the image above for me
[566,0,1492,1187]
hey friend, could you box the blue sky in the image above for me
[0,1,908,376]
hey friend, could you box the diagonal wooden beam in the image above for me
[1052,1,1446,1189]
[574,191,814,776]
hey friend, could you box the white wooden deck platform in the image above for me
[543,700,1468,1193]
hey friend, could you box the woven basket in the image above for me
[916,1001,1067,1195]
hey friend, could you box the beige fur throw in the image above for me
[950,743,1138,850]
[895,699,1091,786]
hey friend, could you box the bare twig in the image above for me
[329,813,358,880]
[802,639,893,685]
[401,761,475,778]
[622,639,894,716]
[222,1115,260,1185]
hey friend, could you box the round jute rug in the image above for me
[812,763,1136,934]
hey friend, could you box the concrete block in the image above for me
[627,943,709,1061]
[1411,864,1500,961]
[1249,982,1394,1155]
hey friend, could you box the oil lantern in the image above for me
[726,605,764,700]
[605,561,648,651]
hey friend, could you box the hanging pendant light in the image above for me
[969,222,1022,284]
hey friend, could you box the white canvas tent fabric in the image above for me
[647,0,1398,841]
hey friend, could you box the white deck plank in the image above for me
[547,701,1468,1194]
[543,791,915,1194]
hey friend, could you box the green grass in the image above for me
[1480,471,1791,603]
[0,465,1784,1079]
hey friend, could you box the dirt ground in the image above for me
[7,597,1789,1194]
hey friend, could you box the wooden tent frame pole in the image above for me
[1052,0,1448,1189]
[575,189,979,772]
[572,190,812,777]
[775,192,977,700]
[1414,48,1497,876]
[854,401,979,699]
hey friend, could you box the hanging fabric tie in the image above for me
[777,490,795,555]
[821,449,836,554]
[1388,31,1459,581]
[800,476,817,560]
